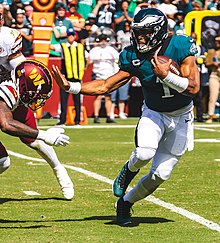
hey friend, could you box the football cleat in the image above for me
[113,161,139,197]
[116,197,133,225]
[53,164,74,200]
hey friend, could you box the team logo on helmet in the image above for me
[131,9,168,53]
[15,60,53,111]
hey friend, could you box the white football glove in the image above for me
[37,128,70,147]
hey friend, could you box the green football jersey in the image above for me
[119,34,198,112]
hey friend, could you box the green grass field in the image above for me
[0,118,220,242]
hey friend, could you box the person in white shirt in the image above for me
[89,33,119,123]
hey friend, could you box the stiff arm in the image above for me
[52,65,132,95]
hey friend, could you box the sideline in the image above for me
[7,150,220,233]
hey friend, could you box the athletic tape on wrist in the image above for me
[67,82,81,94]
[162,71,189,93]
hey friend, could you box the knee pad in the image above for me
[0,156,10,174]
[153,156,179,181]
[129,147,156,171]
[136,147,156,161]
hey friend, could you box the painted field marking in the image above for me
[7,150,220,233]
[23,191,41,196]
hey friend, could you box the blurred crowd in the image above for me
[0,0,220,123]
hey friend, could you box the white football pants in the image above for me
[124,102,194,203]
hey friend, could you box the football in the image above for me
[157,56,181,76]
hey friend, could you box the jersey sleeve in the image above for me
[174,35,198,64]
[118,47,132,72]
[0,82,19,110]
[5,28,22,55]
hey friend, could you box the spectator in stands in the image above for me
[158,0,178,30]
[134,0,159,15]
[111,20,132,120]
[0,3,13,27]
[10,0,24,20]
[134,0,149,15]
[82,19,99,51]
[116,20,131,50]
[191,32,209,122]
[50,3,74,57]
[191,0,203,11]
[50,28,89,125]
[114,0,133,33]
[206,0,220,11]
[23,4,33,26]
[89,34,118,123]
[173,0,193,16]
[65,0,85,42]
[110,78,131,120]
[77,0,97,20]
[92,0,115,28]
[11,8,33,57]
[173,10,185,34]
[206,36,220,124]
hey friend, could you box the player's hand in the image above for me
[151,54,172,79]
[52,65,70,91]
[37,127,70,147]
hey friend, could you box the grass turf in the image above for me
[0,118,219,242]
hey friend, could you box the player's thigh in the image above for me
[151,150,179,180]
[136,108,164,149]
[163,112,193,156]
[13,106,36,144]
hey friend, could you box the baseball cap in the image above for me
[85,20,92,26]
[67,28,76,36]
[17,8,25,15]
[69,0,77,5]
[96,34,109,42]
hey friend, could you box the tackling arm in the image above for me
[0,100,38,138]
[0,100,69,147]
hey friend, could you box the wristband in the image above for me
[36,130,46,140]
[162,71,189,93]
[67,82,81,94]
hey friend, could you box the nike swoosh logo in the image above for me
[185,119,191,123]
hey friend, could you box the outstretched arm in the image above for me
[52,65,131,95]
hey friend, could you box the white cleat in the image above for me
[53,164,74,200]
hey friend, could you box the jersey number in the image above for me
[156,77,174,98]
[98,11,113,25]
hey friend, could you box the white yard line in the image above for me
[7,150,220,233]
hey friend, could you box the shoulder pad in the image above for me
[0,81,19,109]
[173,34,198,55]
[2,27,22,54]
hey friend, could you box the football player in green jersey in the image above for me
[52,8,200,225]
